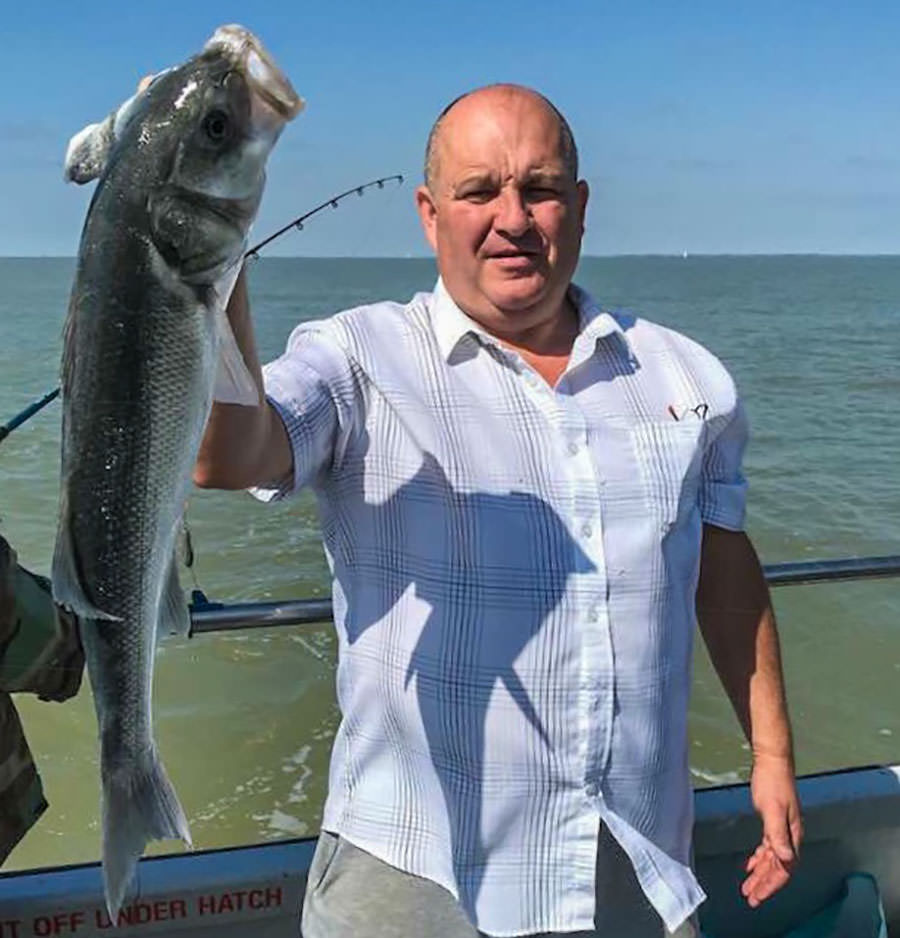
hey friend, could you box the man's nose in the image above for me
[494,187,531,236]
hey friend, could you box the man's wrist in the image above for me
[751,748,796,771]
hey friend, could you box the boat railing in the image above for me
[188,554,900,636]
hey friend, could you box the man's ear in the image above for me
[576,179,589,233]
[415,185,439,252]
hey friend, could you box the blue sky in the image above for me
[2,0,898,256]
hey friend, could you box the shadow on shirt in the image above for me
[332,439,596,915]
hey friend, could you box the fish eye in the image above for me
[203,109,230,143]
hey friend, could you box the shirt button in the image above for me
[587,607,599,623]
[567,441,579,456]
[581,522,593,538]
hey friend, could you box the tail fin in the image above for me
[101,749,192,920]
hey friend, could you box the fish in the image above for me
[51,25,302,918]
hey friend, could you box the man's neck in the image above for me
[493,297,579,387]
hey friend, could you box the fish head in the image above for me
[140,26,302,281]
[170,26,302,202]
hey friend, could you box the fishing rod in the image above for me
[0,174,404,446]
[0,388,60,444]
[245,174,403,259]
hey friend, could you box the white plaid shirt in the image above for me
[252,280,748,935]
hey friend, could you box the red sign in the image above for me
[4,885,285,936]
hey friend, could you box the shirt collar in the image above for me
[568,282,630,350]
[430,278,632,363]
[430,278,495,361]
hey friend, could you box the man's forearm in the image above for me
[696,525,794,762]
[194,267,290,490]
[698,525,803,903]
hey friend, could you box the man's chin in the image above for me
[483,275,550,313]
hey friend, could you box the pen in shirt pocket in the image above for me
[667,403,709,422]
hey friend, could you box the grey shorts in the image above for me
[301,827,699,937]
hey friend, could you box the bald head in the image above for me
[424,84,578,191]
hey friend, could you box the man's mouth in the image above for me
[487,249,538,259]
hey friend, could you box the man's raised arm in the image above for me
[193,268,293,490]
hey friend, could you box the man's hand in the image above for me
[742,753,803,907]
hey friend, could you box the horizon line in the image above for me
[2,252,900,261]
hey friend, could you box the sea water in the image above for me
[1,255,897,868]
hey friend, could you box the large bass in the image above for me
[52,25,301,918]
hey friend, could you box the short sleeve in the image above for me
[698,399,749,531]
[249,325,359,502]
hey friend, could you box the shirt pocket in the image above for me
[627,420,705,528]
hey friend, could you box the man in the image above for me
[195,84,802,937]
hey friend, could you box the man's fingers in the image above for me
[741,848,790,907]
[744,871,790,908]
[744,844,765,872]
[741,820,799,907]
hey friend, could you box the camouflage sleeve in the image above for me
[0,536,85,864]
[0,697,48,864]
[0,537,84,700]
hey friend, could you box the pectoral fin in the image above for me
[63,73,168,184]
[160,556,190,638]
[64,116,116,184]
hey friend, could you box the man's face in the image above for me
[416,89,588,334]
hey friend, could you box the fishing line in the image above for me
[0,175,404,447]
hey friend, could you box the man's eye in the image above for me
[461,189,494,202]
[525,186,559,201]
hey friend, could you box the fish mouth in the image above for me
[205,24,304,121]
